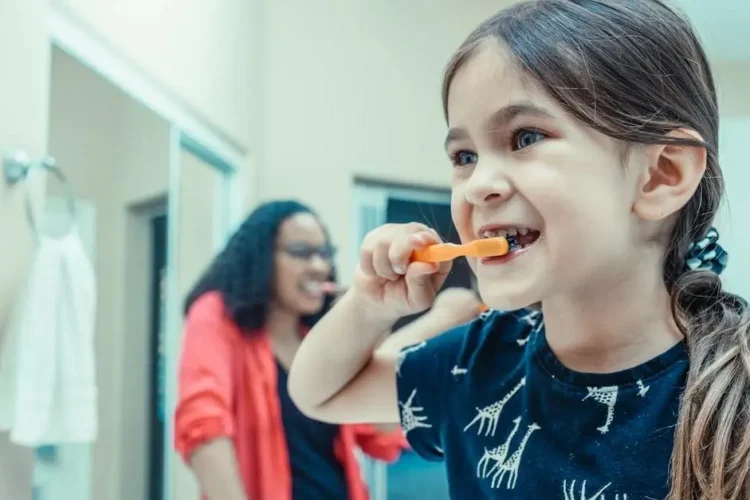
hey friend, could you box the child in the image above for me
[289,1,748,498]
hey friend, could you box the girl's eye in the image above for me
[451,150,478,167]
[513,129,547,150]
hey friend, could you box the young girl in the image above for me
[289,1,749,498]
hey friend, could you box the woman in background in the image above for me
[174,200,406,500]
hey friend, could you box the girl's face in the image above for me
[273,213,333,316]
[447,43,646,309]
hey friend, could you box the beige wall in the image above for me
[51,0,255,148]
[48,47,171,500]
[716,60,750,117]
[256,0,511,276]
[255,0,750,278]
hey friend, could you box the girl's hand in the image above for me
[352,222,451,322]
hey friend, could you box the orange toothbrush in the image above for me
[411,237,509,263]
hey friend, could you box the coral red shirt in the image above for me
[174,292,406,500]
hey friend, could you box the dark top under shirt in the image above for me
[276,361,348,500]
[396,308,688,499]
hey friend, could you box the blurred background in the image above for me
[1,0,748,499]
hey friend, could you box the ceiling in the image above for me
[672,0,750,61]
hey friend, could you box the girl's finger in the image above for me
[372,239,399,280]
[388,231,440,275]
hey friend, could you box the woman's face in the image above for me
[273,213,334,316]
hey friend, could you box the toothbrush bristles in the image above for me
[506,235,519,251]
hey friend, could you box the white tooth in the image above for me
[506,228,517,237]
[482,230,495,238]
[518,228,529,236]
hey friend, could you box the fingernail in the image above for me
[394,265,406,275]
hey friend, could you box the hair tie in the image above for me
[685,227,728,275]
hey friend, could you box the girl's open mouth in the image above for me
[480,227,540,263]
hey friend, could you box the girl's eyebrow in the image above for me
[444,101,556,151]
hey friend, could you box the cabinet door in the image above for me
[0,0,51,498]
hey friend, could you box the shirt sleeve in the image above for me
[395,326,464,462]
[350,424,408,463]
[173,293,236,462]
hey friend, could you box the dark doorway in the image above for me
[148,214,168,500]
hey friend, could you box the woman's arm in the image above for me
[174,293,246,500]
[190,439,247,500]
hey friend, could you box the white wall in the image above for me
[51,0,255,148]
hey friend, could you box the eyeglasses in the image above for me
[279,242,336,261]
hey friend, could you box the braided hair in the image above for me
[183,200,336,334]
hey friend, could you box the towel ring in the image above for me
[3,149,77,236]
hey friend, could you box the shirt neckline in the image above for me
[532,328,688,387]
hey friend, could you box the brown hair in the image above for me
[442,1,750,498]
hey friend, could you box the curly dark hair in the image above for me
[183,200,336,334]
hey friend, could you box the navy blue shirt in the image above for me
[396,309,687,499]
[276,361,348,500]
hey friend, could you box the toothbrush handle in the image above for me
[411,243,461,263]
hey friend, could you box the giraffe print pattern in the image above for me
[636,379,649,397]
[394,305,681,498]
[562,480,629,500]
[515,309,543,346]
[464,377,526,436]
[477,420,541,490]
[396,341,426,377]
[399,388,431,435]
[583,386,619,434]
[477,417,522,478]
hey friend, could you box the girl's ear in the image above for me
[633,129,707,221]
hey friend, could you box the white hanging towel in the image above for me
[0,229,97,445]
